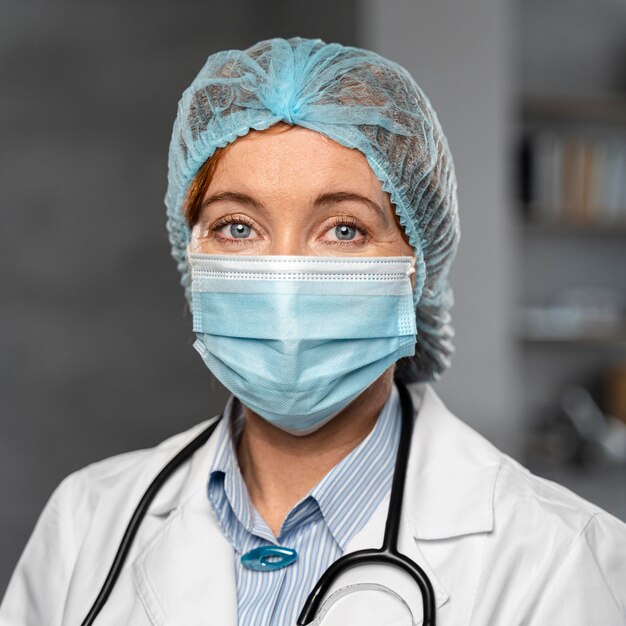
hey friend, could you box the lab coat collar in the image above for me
[145,382,501,540]
[339,488,451,618]
[403,383,500,539]
[142,414,223,518]
[134,383,500,624]
[134,416,239,626]
[318,381,501,621]
[144,384,501,539]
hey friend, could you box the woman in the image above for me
[1,37,624,626]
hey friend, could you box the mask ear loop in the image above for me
[406,255,418,300]
[411,249,425,307]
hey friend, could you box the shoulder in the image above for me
[493,452,623,538]
[0,418,219,623]
[438,407,626,620]
[403,384,625,622]
[20,416,221,557]
[485,453,626,618]
[54,417,218,514]
[416,381,624,543]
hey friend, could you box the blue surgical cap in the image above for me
[165,37,460,382]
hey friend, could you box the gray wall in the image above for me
[514,0,626,519]
[0,0,358,595]
[519,0,626,95]
[361,0,520,449]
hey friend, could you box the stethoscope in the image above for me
[81,378,436,626]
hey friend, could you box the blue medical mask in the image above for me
[189,253,417,435]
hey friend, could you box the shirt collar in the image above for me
[207,385,401,550]
[311,383,401,548]
[150,383,500,545]
[207,396,258,541]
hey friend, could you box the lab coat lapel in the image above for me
[318,381,500,625]
[316,383,449,625]
[335,499,450,625]
[403,382,499,540]
[132,419,238,626]
[131,382,500,626]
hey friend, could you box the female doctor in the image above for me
[1,37,625,626]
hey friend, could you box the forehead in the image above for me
[206,125,385,200]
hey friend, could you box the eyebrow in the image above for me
[200,190,390,225]
[314,192,390,226]
[201,191,263,212]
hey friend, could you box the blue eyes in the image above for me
[212,218,365,244]
[335,225,357,240]
[230,223,252,238]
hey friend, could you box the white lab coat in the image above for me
[1,383,625,625]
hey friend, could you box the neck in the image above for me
[236,367,396,536]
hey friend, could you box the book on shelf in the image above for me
[519,130,626,225]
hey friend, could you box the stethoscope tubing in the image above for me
[296,379,436,625]
[79,418,221,626]
[80,379,436,626]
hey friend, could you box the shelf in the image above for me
[517,95,626,350]
[519,309,626,347]
[520,217,626,237]
[518,333,626,347]
[521,93,626,126]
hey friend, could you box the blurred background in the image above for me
[2,0,625,595]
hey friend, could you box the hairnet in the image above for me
[165,37,460,382]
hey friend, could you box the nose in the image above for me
[268,230,309,256]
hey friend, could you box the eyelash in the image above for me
[209,215,257,245]
[208,214,369,246]
[321,216,368,247]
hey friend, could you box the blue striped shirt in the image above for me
[206,384,401,625]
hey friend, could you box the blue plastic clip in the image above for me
[240,545,298,572]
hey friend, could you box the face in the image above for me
[189,125,414,260]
